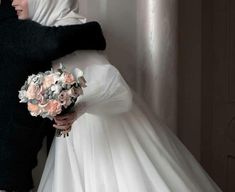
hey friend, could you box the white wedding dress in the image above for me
[27,0,222,191]
[37,51,222,192]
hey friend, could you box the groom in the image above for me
[0,0,105,191]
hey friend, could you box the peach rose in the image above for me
[43,74,56,90]
[28,103,41,116]
[63,72,75,84]
[26,84,41,100]
[45,100,62,116]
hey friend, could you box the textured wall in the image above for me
[80,0,178,132]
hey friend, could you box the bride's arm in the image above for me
[53,64,132,130]
[77,65,133,116]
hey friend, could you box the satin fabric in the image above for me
[37,51,221,192]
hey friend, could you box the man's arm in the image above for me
[14,20,106,63]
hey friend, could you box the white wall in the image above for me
[79,0,178,132]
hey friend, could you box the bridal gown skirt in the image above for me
[38,103,222,192]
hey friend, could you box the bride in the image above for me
[12,0,222,191]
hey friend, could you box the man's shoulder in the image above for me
[0,19,32,32]
[0,17,42,29]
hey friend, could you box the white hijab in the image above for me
[28,0,86,26]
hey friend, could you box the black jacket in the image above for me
[0,0,106,190]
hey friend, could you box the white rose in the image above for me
[51,84,62,95]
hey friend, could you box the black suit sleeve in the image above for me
[14,20,106,63]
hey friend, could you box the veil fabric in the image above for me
[28,0,86,26]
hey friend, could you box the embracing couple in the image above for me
[0,0,224,192]
[0,0,105,191]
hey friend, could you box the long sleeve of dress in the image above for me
[79,64,133,115]
[7,20,106,65]
[65,53,132,115]
[52,51,132,115]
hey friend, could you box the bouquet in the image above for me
[18,64,87,136]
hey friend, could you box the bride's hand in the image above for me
[53,111,76,130]
[53,102,87,131]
